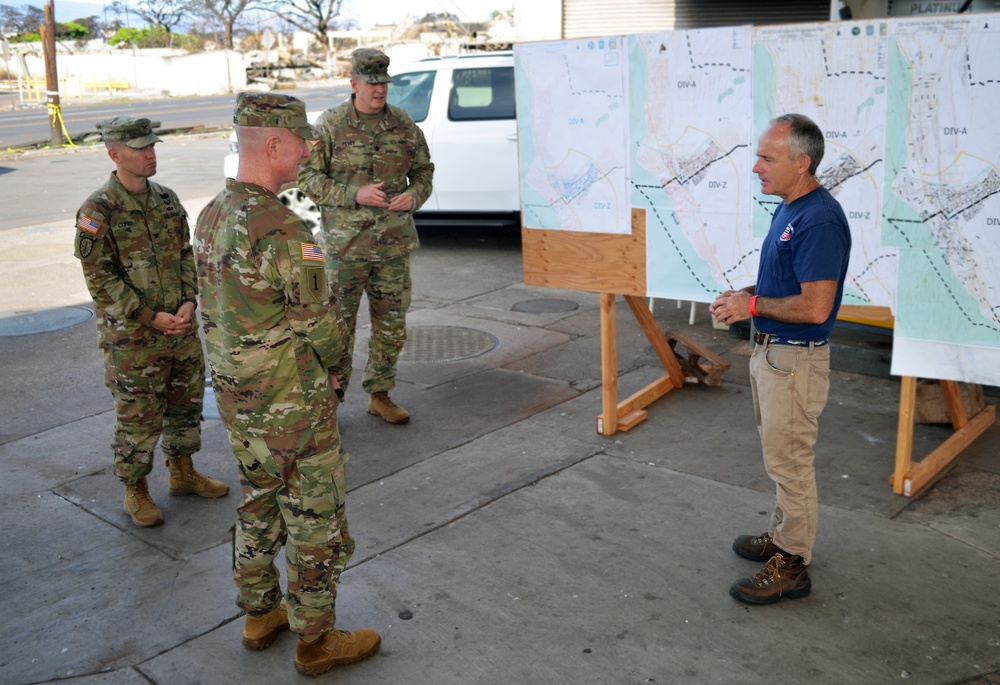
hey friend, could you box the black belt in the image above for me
[754,332,828,347]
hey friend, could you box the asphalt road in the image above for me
[0,82,352,150]
[0,132,232,232]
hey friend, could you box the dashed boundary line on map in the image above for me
[562,54,624,100]
[883,215,1000,332]
[818,39,887,81]
[679,32,750,75]
[634,181,758,294]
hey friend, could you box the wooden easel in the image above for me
[523,213,994,474]
[523,209,729,436]
[891,377,996,496]
[596,293,687,435]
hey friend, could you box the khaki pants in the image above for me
[749,341,831,565]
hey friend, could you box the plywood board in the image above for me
[522,209,646,296]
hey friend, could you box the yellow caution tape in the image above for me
[47,102,77,148]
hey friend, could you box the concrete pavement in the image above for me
[1,139,998,685]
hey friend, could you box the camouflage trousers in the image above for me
[102,334,204,485]
[331,255,411,395]
[229,427,353,636]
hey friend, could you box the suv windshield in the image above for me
[388,71,436,122]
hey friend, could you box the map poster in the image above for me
[631,27,758,303]
[753,20,898,311]
[514,38,631,234]
[884,14,1000,386]
[892,250,1000,386]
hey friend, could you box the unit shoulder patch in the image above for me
[75,209,108,261]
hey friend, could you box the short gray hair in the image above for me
[771,113,824,175]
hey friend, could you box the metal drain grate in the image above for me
[512,298,579,314]
[398,326,498,363]
[0,307,94,337]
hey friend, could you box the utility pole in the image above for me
[39,0,61,147]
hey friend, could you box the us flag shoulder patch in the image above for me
[301,243,325,262]
[78,214,103,235]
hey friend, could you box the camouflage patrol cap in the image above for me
[97,116,162,148]
[351,48,392,84]
[233,92,317,140]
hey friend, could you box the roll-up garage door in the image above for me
[563,0,833,39]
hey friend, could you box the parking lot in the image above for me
[1,134,998,685]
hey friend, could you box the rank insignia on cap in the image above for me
[78,214,103,235]
[301,243,325,261]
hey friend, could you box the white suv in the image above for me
[224,52,520,230]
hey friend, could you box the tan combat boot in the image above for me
[243,603,289,650]
[294,628,381,676]
[367,392,410,424]
[123,478,164,527]
[166,455,230,498]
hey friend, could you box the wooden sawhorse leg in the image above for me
[892,376,996,496]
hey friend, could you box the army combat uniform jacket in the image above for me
[297,98,434,262]
[194,179,349,448]
[74,172,198,349]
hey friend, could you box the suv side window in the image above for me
[448,67,515,121]
[388,71,436,123]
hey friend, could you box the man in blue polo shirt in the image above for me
[710,113,851,605]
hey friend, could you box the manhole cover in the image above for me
[399,326,497,363]
[512,298,579,314]
[0,307,94,337]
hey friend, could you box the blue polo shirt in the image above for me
[754,185,851,341]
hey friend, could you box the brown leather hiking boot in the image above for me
[123,478,163,527]
[729,552,811,605]
[732,531,781,561]
[367,392,410,424]
[294,628,381,676]
[243,603,289,650]
[166,455,230,498]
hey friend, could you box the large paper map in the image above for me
[631,27,757,302]
[753,20,898,310]
[516,15,1000,386]
[883,15,1000,385]
[514,38,631,234]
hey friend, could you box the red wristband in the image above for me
[749,295,759,317]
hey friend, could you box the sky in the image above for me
[341,0,510,29]
[6,0,512,31]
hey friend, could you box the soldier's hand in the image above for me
[356,182,390,208]
[175,301,196,325]
[330,374,345,401]
[387,192,414,212]
[151,311,191,336]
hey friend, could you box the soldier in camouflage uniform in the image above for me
[298,47,434,425]
[194,93,380,677]
[74,116,229,529]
